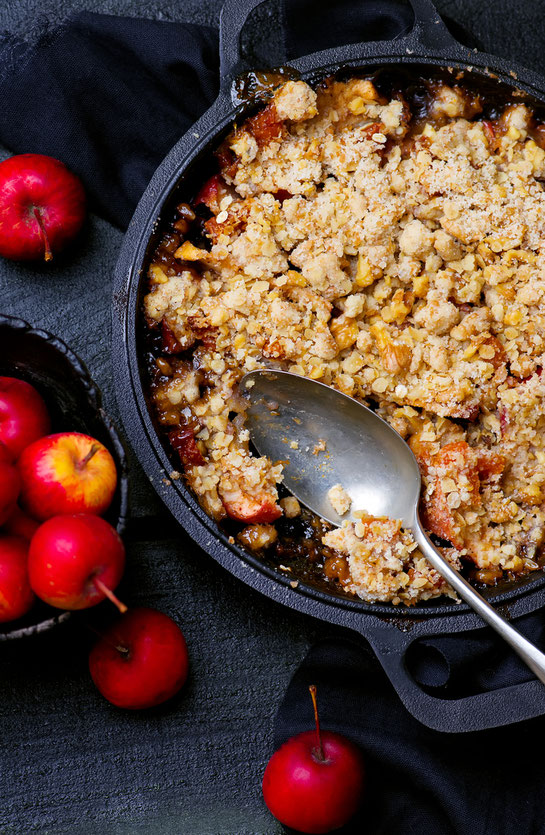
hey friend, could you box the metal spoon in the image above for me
[240,368,545,686]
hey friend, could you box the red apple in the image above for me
[89,607,189,709]
[0,154,86,262]
[0,377,51,460]
[28,514,125,610]
[2,505,40,541]
[0,461,20,526]
[262,686,365,834]
[0,535,35,622]
[18,432,117,521]
[0,442,11,463]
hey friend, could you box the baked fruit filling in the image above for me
[144,75,545,605]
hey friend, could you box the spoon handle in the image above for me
[412,518,545,686]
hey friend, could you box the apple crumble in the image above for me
[144,75,545,605]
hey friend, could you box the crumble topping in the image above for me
[327,483,352,516]
[145,76,545,605]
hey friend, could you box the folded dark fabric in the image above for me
[0,13,219,228]
[275,636,545,835]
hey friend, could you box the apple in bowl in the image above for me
[0,536,35,623]
[0,456,21,526]
[0,376,51,461]
[18,432,117,521]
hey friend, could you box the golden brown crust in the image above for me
[144,78,545,605]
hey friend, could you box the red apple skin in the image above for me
[28,514,125,610]
[18,432,117,521]
[0,536,35,622]
[0,461,20,526]
[0,377,51,460]
[262,730,365,834]
[2,505,40,541]
[0,154,86,262]
[89,608,189,709]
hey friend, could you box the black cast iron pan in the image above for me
[113,0,545,731]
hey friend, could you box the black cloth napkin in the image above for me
[0,13,220,228]
[0,2,542,830]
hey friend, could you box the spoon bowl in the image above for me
[240,369,420,527]
[240,369,545,687]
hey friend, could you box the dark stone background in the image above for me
[0,0,543,832]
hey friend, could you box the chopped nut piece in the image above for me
[279,497,301,518]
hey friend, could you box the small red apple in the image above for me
[0,535,35,622]
[0,154,86,262]
[28,513,125,611]
[0,377,51,460]
[2,505,40,541]
[262,686,365,834]
[0,461,20,526]
[89,607,189,709]
[18,432,117,521]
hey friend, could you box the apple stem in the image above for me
[33,208,53,262]
[93,577,128,614]
[309,684,325,762]
[77,444,100,470]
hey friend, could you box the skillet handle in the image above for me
[365,622,545,733]
[402,0,464,52]
[218,0,467,94]
[219,0,272,87]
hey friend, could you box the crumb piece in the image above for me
[237,524,278,551]
[313,439,327,455]
[327,483,352,516]
[280,496,301,517]
[289,440,299,449]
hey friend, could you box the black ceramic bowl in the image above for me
[0,314,129,641]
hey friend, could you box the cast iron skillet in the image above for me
[113,0,545,731]
[0,314,129,640]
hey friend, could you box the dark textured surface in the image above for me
[0,0,543,832]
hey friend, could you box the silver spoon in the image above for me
[240,368,545,686]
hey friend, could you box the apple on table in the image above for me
[263,685,366,834]
[89,608,189,709]
[0,154,86,262]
